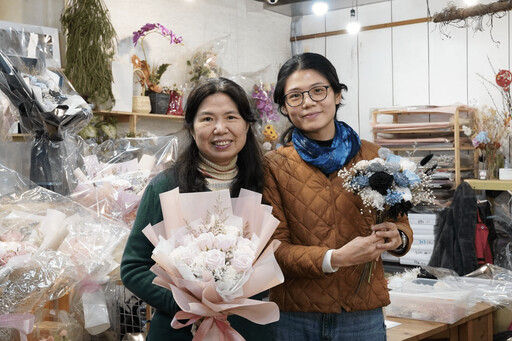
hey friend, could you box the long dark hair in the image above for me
[175,77,263,196]
[274,53,348,144]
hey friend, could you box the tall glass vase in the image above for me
[485,157,498,180]
[483,147,502,180]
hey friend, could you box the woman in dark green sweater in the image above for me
[120,77,271,340]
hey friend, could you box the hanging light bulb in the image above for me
[346,8,361,34]
[312,1,328,16]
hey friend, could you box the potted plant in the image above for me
[131,23,183,114]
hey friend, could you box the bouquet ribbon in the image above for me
[0,313,34,341]
[171,312,244,341]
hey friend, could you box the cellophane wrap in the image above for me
[69,136,178,226]
[184,36,227,89]
[142,188,284,341]
[388,264,512,313]
[0,164,130,337]
[0,26,92,195]
[242,64,290,152]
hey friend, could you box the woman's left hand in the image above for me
[371,222,402,251]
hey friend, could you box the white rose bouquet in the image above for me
[142,188,283,340]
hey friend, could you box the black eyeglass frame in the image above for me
[283,85,331,107]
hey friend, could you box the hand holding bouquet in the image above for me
[143,188,283,340]
[338,148,435,292]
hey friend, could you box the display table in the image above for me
[386,302,494,340]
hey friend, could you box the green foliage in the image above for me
[149,63,170,86]
[61,0,118,107]
[79,115,118,143]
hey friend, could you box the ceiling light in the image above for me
[312,2,328,16]
[346,8,361,34]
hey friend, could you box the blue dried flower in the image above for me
[352,175,370,187]
[475,131,490,144]
[385,190,403,205]
[386,154,401,164]
[385,162,401,173]
[368,162,385,172]
[378,147,392,160]
[403,169,420,184]
[393,172,410,187]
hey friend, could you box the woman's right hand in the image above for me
[330,233,386,268]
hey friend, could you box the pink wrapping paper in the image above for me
[142,188,283,340]
[0,313,34,341]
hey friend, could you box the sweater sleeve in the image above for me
[120,175,181,316]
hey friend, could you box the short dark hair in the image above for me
[273,53,348,143]
[176,77,263,196]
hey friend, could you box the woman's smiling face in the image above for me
[281,69,341,141]
[191,92,249,166]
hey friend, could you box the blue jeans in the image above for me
[272,308,386,341]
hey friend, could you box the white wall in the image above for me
[105,0,291,88]
[292,0,511,141]
[104,0,292,135]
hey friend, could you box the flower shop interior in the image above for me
[1,0,512,340]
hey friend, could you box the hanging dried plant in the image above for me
[61,0,118,107]
[432,1,512,23]
[429,0,512,42]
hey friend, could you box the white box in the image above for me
[400,257,430,266]
[407,249,433,257]
[382,252,400,262]
[408,213,437,225]
[409,243,434,251]
[400,252,432,263]
[412,234,435,247]
[411,224,435,235]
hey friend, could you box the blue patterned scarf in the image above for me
[292,120,361,174]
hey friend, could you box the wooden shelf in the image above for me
[93,110,185,135]
[372,106,476,187]
[464,179,512,191]
[8,133,31,142]
[388,146,474,152]
[94,110,185,121]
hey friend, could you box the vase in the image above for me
[148,91,171,114]
[484,158,498,180]
[132,96,151,114]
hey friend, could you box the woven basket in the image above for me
[132,96,151,114]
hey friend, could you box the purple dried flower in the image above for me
[132,22,183,48]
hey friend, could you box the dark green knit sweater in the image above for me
[120,167,273,340]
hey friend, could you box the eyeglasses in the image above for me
[283,85,330,107]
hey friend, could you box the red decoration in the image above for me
[167,90,184,116]
[496,69,512,91]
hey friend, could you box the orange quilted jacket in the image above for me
[263,140,412,313]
